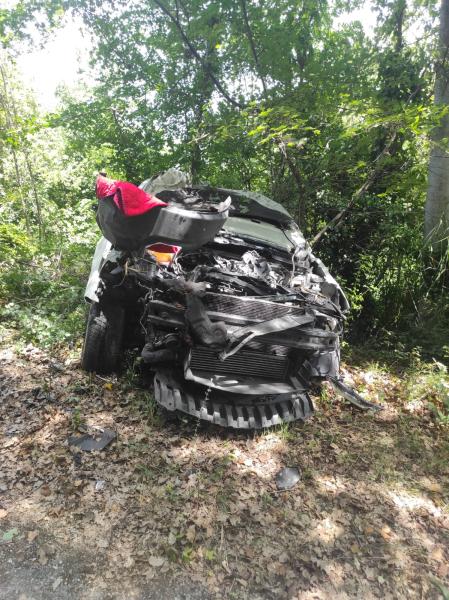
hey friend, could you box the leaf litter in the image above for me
[0,344,448,599]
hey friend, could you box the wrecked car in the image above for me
[82,169,376,429]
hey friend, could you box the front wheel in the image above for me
[81,302,125,374]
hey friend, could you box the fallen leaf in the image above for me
[38,547,48,565]
[2,528,18,542]
[27,530,39,542]
[0,509,7,520]
[103,383,113,391]
[123,556,134,568]
[364,566,376,581]
[222,560,231,574]
[148,556,165,567]
[186,525,196,542]
[42,543,56,557]
[431,547,444,562]
[425,482,443,494]
[52,577,62,590]
[380,525,392,541]
[40,485,51,497]
[168,532,176,545]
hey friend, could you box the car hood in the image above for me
[191,186,295,227]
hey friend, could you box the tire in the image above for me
[81,302,125,374]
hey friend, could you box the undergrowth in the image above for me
[0,228,93,349]
[343,342,449,425]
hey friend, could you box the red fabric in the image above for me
[96,175,166,217]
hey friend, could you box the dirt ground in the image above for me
[0,343,448,600]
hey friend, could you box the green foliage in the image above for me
[0,223,35,258]
[0,241,91,347]
[430,575,449,600]
[0,0,447,358]
[411,361,449,425]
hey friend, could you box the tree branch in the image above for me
[239,0,267,96]
[152,0,244,108]
[311,128,398,247]
[277,137,306,230]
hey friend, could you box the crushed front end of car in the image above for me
[83,172,375,430]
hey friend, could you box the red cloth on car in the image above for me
[95,175,166,217]
[95,175,180,254]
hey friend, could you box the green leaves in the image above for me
[1,528,18,542]
[0,0,444,343]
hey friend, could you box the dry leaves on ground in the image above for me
[0,344,448,599]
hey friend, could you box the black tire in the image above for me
[81,302,125,374]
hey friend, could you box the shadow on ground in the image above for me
[0,345,448,599]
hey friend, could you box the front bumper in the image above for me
[154,369,314,429]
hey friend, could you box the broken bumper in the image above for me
[154,369,314,429]
[148,290,345,428]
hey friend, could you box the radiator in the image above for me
[189,346,289,380]
[203,292,303,324]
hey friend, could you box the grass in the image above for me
[0,242,93,350]
[70,407,85,432]
[267,422,298,442]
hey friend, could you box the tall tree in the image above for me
[425,0,449,245]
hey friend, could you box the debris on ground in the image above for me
[0,344,448,599]
[68,428,117,452]
[275,467,301,490]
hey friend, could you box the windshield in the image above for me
[221,216,294,252]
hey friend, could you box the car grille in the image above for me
[203,292,303,324]
[189,346,289,380]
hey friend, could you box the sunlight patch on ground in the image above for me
[313,474,348,495]
[234,433,285,479]
[8,497,53,526]
[388,489,443,516]
[1,346,448,598]
[310,516,345,545]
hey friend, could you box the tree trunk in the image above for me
[425,0,449,244]
[277,138,306,231]
[190,110,203,184]
[0,62,30,232]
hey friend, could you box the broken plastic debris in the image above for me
[95,480,106,491]
[328,377,383,411]
[275,467,301,491]
[68,428,116,452]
